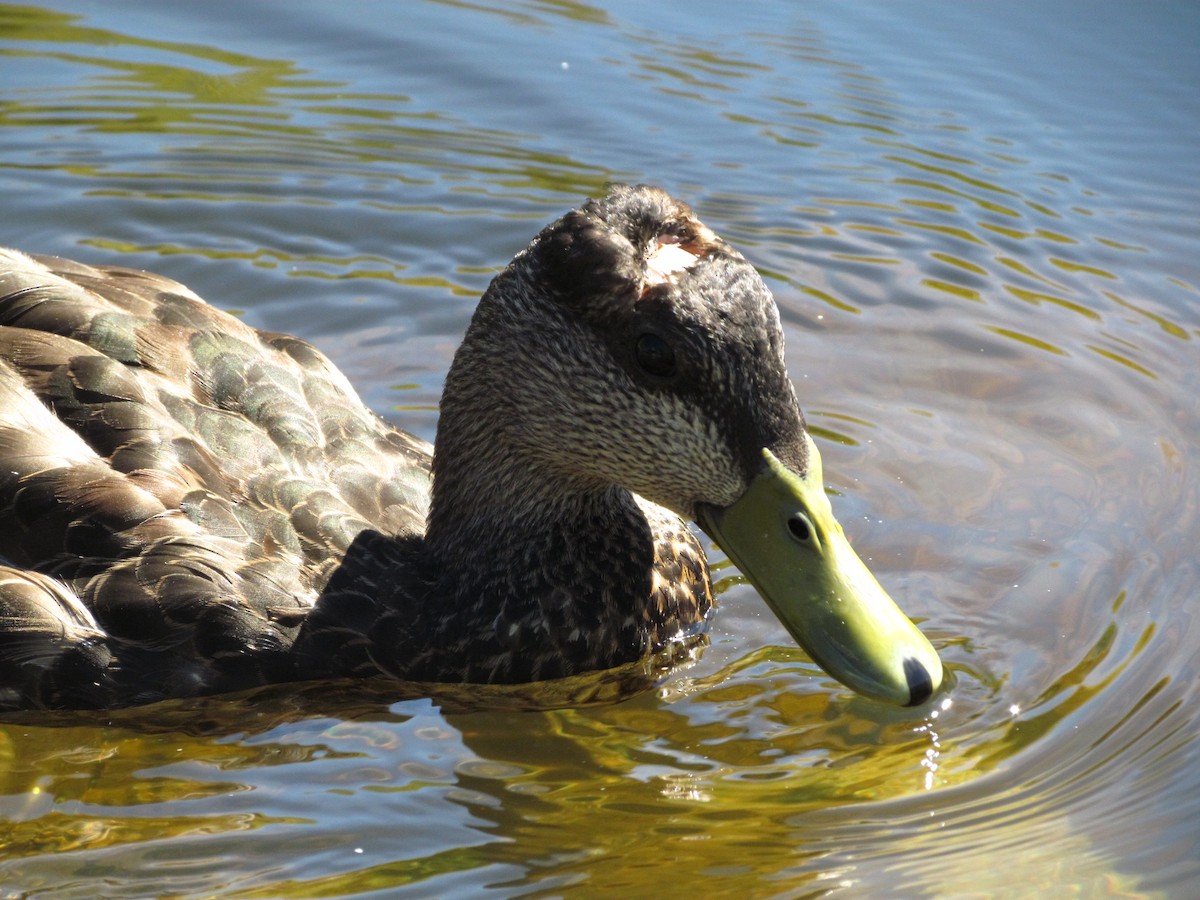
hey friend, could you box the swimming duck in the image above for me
[0,185,940,711]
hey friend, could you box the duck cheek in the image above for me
[605,426,745,519]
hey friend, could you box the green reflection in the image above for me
[924,277,982,302]
[830,253,899,266]
[794,111,898,136]
[1,810,301,858]
[866,138,975,166]
[808,410,873,448]
[982,223,1078,244]
[903,198,958,213]
[801,284,860,314]
[0,708,337,859]
[896,216,986,246]
[1,5,290,75]
[0,1,617,245]
[1107,291,1191,340]
[1086,344,1157,379]
[847,222,905,237]
[807,425,859,447]
[227,845,501,899]
[996,255,1068,289]
[978,595,1157,770]
[930,251,988,275]
[1094,236,1148,252]
[428,0,614,27]
[887,156,1021,206]
[0,6,326,130]
[1005,284,1101,321]
[985,326,1068,356]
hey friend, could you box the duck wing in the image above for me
[0,249,430,707]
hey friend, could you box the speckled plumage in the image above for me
[0,185,808,710]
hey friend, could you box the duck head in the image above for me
[437,184,942,706]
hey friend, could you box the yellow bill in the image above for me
[698,436,942,706]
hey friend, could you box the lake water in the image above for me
[1,1,1198,896]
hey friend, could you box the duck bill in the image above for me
[697,439,942,706]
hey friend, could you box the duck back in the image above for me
[0,249,430,708]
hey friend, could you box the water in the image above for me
[2,1,1198,896]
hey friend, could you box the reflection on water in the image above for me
[2,0,1199,896]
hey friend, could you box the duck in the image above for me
[0,185,941,712]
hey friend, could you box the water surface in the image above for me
[1,1,1198,896]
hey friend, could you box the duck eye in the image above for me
[634,333,677,378]
[787,513,813,543]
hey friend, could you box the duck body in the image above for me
[0,186,941,711]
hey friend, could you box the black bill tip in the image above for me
[903,657,935,707]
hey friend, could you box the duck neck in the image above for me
[426,350,649,610]
[424,274,614,573]
[425,438,670,681]
[412,298,708,681]
[426,322,576,553]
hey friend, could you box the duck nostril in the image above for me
[786,513,811,543]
